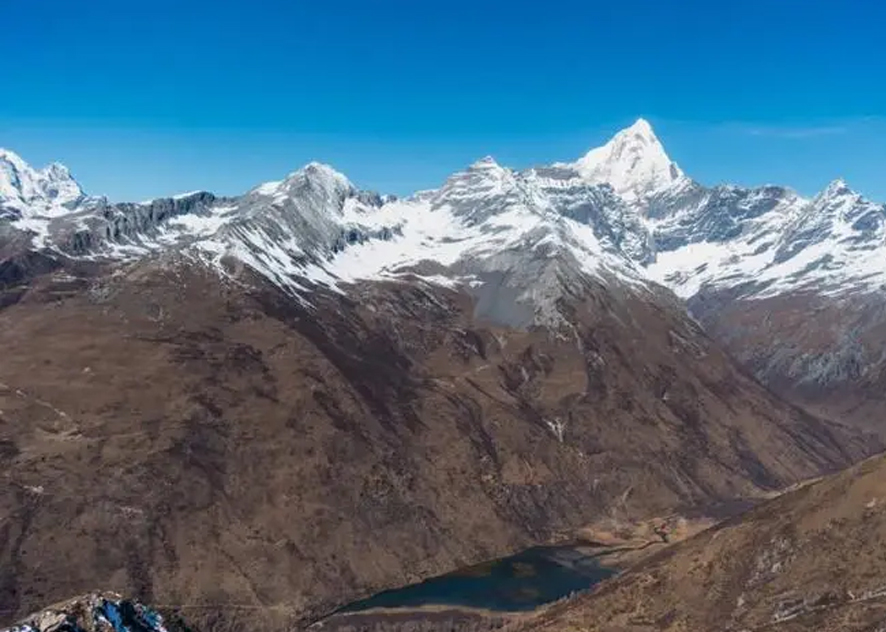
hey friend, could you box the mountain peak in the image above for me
[0,148,84,214]
[250,162,354,199]
[43,161,73,180]
[572,118,686,205]
[297,161,350,182]
[0,147,27,166]
[470,155,501,170]
[625,117,655,136]
[822,177,852,198]
[0,148,31,189]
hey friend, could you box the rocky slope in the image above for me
[1,592,174,632]
[523,451,886,632]
[7,120,884,426]
[642,159,886,431]
[0,122,882,630]
[1,149,655,329]
[1,254,869,631]
[562,120,886,430]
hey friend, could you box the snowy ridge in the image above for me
[2,119,886,319]
[196,158,655,325]
[313,160,651,285]
[650,179,886,298]
[0,148,84,219]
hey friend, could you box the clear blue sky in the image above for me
[2,0,885,201]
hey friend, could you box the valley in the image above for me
[2,117,886,632]
[314,512,717,631]
[520,451,886,632]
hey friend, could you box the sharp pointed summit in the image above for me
[625,117,655,135]
[571,118,688,206]
[0,122,880,632]
[821,177,853,199]
[0,148,84,217]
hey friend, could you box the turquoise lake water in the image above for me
[338,546,617,613]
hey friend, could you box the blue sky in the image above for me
[2,0,885,201]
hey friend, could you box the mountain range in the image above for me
[5,119,884,312]
[1,119,884,631]
[5,118,886,427]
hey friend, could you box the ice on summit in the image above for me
[0,148,84,217]
[249,161,354,204]
[569,118,688,205]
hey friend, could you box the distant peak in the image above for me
[824,178,851,195]
[0,149,77,179]
[0,147,28,170]
[814,178,861,205]
[43,161,73,179]
[0,147,84,211]
[1,150,76,183]
[572,118,686,204]
[0,147,19,158]
[289,162,352,188]
[610,118,664,151]
[303,160,338,172]
[625,117,655,137]
[469,155,502,170]
[251,161,354,198]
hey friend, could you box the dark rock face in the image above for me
[0,252,60,290]
[0,259,875,632]
[652,184,798,252]
[688,289,886,434]
[53,194,224,256]
[99,194,219,241]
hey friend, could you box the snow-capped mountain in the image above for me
[648,178,886,299]
[0,145,661,326]
[0,149,84,218]
[3,126,882,631]
[563,118,695,214]
[2,119,884,319]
